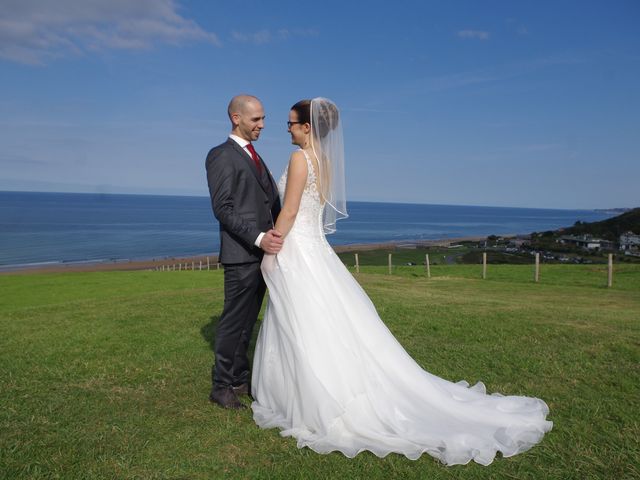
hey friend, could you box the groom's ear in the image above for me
[230,112,241,127]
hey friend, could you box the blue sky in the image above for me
[1,0,638,209]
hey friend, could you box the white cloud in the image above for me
[506,18,530,36]
[231,29,272,45]
[0,0,220,65]
[415,53,586,92]
[231,27,318,45]
[361,52,588,109]
[457,29,490,41]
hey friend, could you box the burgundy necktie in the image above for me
[246,143,263,174]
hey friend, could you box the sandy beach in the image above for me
[0,236,489,275]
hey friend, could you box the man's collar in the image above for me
[229,134,249,148]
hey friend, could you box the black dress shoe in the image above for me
[209,386,246,410]
[232,383,251,397]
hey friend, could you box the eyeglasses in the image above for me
[287,121,303,128]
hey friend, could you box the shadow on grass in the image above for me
[200,315,220,351]
[199,314,263,367]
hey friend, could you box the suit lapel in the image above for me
[227,139,269,195]
[264,158,279,199]
[257,153,278,195]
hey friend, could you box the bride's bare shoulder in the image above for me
[286,150,308,180]
[289,149,307,163]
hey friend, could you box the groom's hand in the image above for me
[260,229,283,254]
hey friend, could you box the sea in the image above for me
[0,191,615,269]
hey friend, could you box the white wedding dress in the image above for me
[251,151,552,466]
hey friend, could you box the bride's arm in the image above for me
[274,151,307,238]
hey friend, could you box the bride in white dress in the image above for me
[251,98,552,466]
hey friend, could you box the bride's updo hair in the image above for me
[291,99,339,138]
[291,99,311,125]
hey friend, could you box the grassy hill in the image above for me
[1,266,639,479]
[555,207,640,240]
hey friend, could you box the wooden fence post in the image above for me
[207,256,210,270]
[199,261,202,271]
[607,253,613,288]
[388,253,392,275]
[355,253,360,274]
[534,253,540,283]
[482,252,487,279]
[425,254,431,278]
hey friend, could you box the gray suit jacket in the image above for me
[206,138,281,265]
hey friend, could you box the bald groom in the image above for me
[205,95,282,409]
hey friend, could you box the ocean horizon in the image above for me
[0,190,617,269]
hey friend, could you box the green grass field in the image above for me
[1,265,639,479]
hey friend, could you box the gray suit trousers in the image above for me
[212,262,266,388]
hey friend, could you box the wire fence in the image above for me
[152,252,639,290]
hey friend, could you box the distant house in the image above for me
[619,231,640,255]
[557,234,614,252]
[509,236,530,248]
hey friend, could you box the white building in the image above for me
[619,231,640,255]
[557,235,615,251]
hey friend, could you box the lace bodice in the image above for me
[277,150,326,242]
